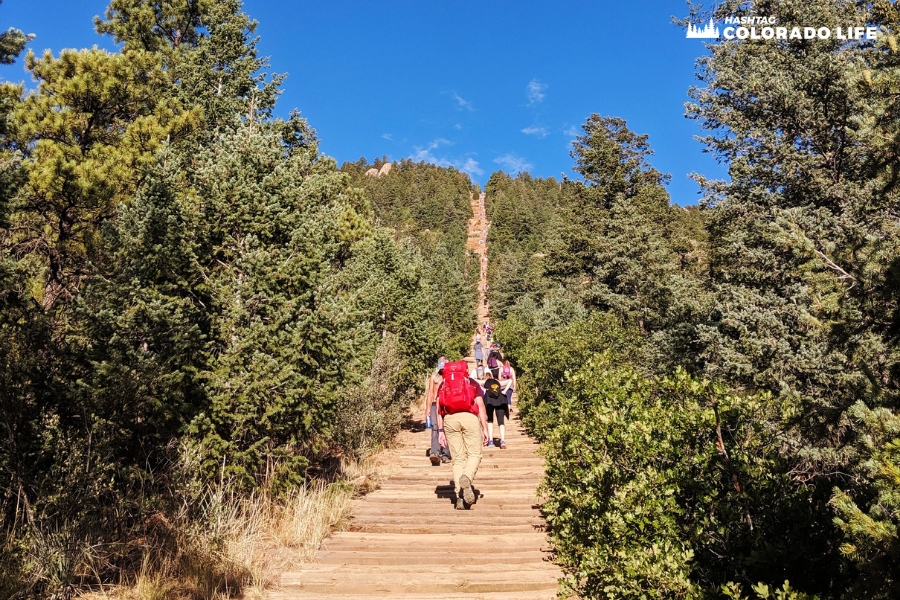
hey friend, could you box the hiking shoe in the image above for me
[440,454,451,463]
[487,440,495,448]
[455,497,466,510]
[429,453,440,466]
[500,440,507,449]
[459,475,476,505]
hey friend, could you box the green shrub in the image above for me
[514,312,638,437]
[332,335,416,458]
[537,360,840,598]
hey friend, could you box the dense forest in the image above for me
[487,0,900,598]
[4,0,900,598]
[0,1,477,597]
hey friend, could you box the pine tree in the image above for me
[687,0,900,595]
[1,47,196,309]
[547,115,708,342]
[97,0,284,135]
[0,0,32,65]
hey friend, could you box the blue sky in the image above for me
[0,0,727,206]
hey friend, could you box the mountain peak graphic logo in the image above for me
[686,18,720,39]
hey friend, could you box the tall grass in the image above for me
[77,470,373,599]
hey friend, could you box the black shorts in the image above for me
[485,403,508,426]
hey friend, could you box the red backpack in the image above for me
[438,361,477,416]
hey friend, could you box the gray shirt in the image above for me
[474,342,484,359]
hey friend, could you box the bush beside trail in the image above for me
[511,318,833,599]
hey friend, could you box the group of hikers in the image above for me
[422,324,518,510]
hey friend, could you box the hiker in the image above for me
[473,336,484,366]
[436,360,489,510]
[500,359,517,410]
[487,345,504,379]
[482,376,508,448]
[424,357,452,465]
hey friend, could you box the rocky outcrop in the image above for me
[365,163,393,178]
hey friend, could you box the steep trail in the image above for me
[468,191,491,327]
[273,192,561,600]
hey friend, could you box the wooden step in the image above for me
[316,550,551,565]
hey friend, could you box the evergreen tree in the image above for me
[0,47,196,309]
[97,0,284,135]
[0,0,32,66]
[546,116,709,347]
[686,0,900,595]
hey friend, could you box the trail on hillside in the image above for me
[467,191,491,330]
[272,191,561,600]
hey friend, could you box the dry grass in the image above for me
[77,448,405,600]
[75,401,413,600]
[79,477,363,600]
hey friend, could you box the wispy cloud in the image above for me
[494,153,533,174]
[410,139,483,177]
[452,92,474,111]
[522,126,549,138]
[454,123,462,130]
[526,79,547,106]
[411,138,452,162]
[382,133,393,141]
[564,124,580,137]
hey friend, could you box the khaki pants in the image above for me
[443,411,483,495]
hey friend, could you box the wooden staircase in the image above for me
[271,391,560,599]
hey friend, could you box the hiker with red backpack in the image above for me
[435,360,489,510]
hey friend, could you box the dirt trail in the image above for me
[272,192,561,600]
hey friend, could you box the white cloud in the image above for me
[411,138,452,162]
[460,158,484,177]
[494,153,533,174]
[521,126,549,138]
[453,92,474,111]
[454,123,462,130]
[382,133,393,141]
[409,139,483,177]
[564,124,580,137]
[526,79,547,106]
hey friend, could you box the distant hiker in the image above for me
[482,376,508,448]
[425,357,451,465]
[474,337,484,366]
[500,359,517,410]
[436,360,489,510]
[487,345,504,379]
